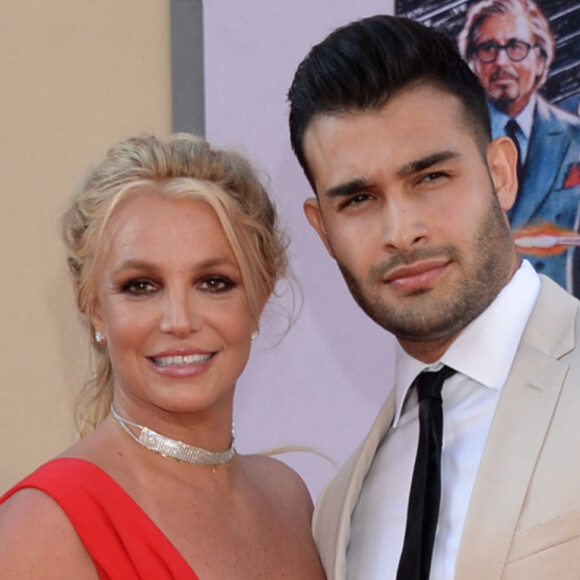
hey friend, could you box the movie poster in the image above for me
[397,0,580,296]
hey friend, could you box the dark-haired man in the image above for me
[458,0,580,295]
[288,14,580,580]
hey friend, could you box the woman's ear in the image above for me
[90,301,106,344]
[487,136,519,211]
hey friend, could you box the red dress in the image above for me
[0,458,200,579]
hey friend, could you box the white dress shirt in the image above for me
[346,261,540,579]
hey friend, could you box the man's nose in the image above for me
[380,200,429,253]
[495,46,511,65]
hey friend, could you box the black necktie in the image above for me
[396,365,456,580]
[505,119,523,192]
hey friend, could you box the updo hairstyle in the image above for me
[61,133,288,433]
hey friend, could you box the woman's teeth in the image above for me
[152,354,212,367]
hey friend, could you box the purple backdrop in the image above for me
[204,1,396,499]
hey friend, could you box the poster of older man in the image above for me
[399,0,580,296]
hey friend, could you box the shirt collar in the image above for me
[489,94,536,140]
[516,94,536,138]
[393,260,540,427]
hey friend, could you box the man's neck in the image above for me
[398,331,462,364]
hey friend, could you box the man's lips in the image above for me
[383,260,450,291]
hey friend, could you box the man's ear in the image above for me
[487,136,518,211]
[303,197,335,258]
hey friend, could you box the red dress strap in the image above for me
[0,458,199,580]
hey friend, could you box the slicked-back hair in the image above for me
[288,15,491,189]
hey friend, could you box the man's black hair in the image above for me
[288,15,491,189]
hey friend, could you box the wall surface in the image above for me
[0,1,172,491]
[204,1,396,499]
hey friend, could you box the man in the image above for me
[458,0,580,295]
[288,15,580,580]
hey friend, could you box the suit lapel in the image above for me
[456,278,576,579]
[324,389,396,579]
[510,98,569,227]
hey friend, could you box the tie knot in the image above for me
[415,365,456,403]
[505,119,520,140]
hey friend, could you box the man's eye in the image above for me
[122,279,157,295]
[420,172,448,184]
[341,194,372,209]
[478,41,496,52]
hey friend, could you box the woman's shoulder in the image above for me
[0,486,99,579]
[0,485,74,535]
[241,453,306,483]
[240,453,314,513]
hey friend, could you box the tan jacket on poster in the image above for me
[313,275,580,579]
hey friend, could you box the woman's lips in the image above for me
[147,350,216,378]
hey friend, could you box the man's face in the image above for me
[470,12,546,117]
[302,85,519,362]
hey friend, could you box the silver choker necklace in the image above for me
[110,405,235,468]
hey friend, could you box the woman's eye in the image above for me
[122,279,158,296]
[199,277,236,293]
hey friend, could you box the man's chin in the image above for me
[489,92,516,112]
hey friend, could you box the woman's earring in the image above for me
[251,330,259,341]
[95,331,105,344]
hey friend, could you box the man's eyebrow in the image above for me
[324,177,373,199]
[398,151,460,178]
[322,151,461,198]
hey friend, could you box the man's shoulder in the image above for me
[536,96,580,133]
[522,275,580,358]
[536,275,580,310]
[314,388,397,526]
[532,275,580,317]
[315,431,377,520]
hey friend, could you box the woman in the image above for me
[0,134,325,579]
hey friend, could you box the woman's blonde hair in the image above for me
[61,133,288,434]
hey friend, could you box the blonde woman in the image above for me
[0,134,325,580]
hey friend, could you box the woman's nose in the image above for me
[159,289,202,337]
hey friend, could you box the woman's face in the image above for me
[91,192,256,422]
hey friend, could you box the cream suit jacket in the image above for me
[313,276,580,579]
